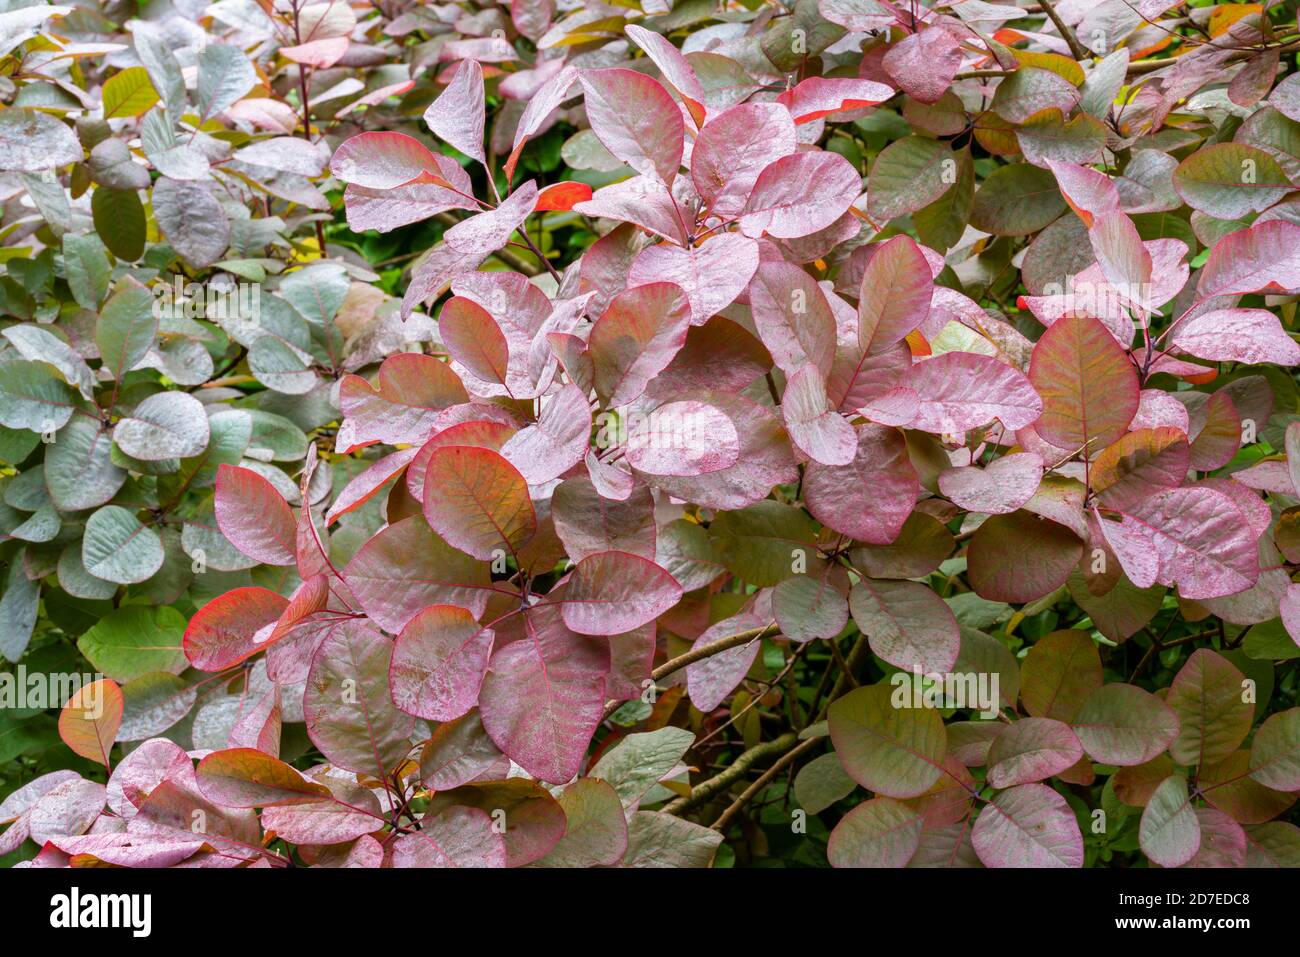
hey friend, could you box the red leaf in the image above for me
[183,586,289,671]
[420,445,537,561]
[535,181,593,211]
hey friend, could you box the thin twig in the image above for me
[661,732,799,815]
[710,737,821,832]
[1038,0,1090,62]
[601,624,780,721]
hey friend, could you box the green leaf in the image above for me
[82,505,165,585]
[45,416,126,512]
[1139,774,1200,867]
[77,605,188,682]
[589,727,696,809]
[62,233,111,308]
[914,146,974,251]
[708,499,823,586]
[794,751,858,814]
[196,43,257,122]
[1173,143,1292,220]
[970,163,1067,236]
[102,67,160,119]
[1072,682,1180,766]
[0,556,40,662]
[92,187,147,262]
[1165,649,1252,767]
[867,136,955,223]
[1249,708,1300,792]
[1019,629,1102,722]
[0,359,75,433]
[827,683,947,799]
[827,796,922,867]
[95,284,157,381]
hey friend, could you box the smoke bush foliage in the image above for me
[0,0,1299,870]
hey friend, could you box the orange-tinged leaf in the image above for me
[1028,314,1139,451]
[1209,3,1261,37]
[196,748,331,807]
[421,445,537,560]
[535,181,594,211]
[58,678,123,769]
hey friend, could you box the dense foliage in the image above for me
[2,0,1300,869]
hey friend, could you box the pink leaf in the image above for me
[624,398,742,476]
[336,353,469,452]
[420,445,537,560]
[631,391,796,510]
[303,621,415,777]
[1096,487,1260,599]
[939,451,1044,514]
[747,258,838,377]
[47,832,205,868]
[1029,313,1139,450]
[739,151,863,239]
[691,102,797,218]
[686,602,771,713]
[406,418,515,503]
[478,604,608,782]
[183,587,289,671]
[1197,219,1300,297]
[857,235,934,353]
[281,36,348,68]
[1171,308,1300,366]
[507,65,580,180]
[439,296,512,390]
[499,383,592,485]
[330,131,444,189]
[391,806,507,867]
[627,232,760,326]
[906,352,1043,433]
[986,718,1084,788]
[804,424,918,544]
[342,516,492,632]
[552,477,656,563]
[778,76,894,123]
[783,363,858,466]
[389,605,495,721]
[344,174,477,233]
[882,28,963,105]
[971,784,1084,868]
[580,68,683,184]
[590,281,692,406]
[849,577,960,673]
[625,24,706,126]
[559,551,683,636]
[325,448,418,525]
[1048,160,1121,227]
[423,58,485,164]
[214,465,297,566]
[1088,211,1152,310]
